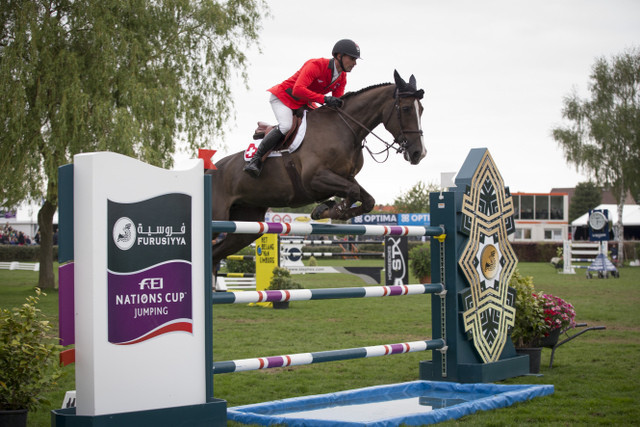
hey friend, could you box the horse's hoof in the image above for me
[311,200,336,220]
[310,205,327,220]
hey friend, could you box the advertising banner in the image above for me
[107,194,192,345]
[385,236,408,285]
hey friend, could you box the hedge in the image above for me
[0,245,58,262]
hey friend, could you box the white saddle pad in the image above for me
[244,111,307,162]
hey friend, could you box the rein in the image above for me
[330,91,423,163]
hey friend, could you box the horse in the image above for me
[209,70,426,265]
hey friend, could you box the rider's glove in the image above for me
[324,96,343,108]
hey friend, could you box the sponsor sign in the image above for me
[398,213,430,226]
[351,213,430,226]
[255,233,279,292]
[107,194,192,345]
[385,236,408,285]
[351,213,398,225]
[265,211,329,224]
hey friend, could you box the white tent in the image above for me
[571,204,640,226]
[1,202,58,239]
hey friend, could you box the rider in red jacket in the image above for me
[243,39,361,177]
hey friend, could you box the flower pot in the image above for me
[420,275,431,284]
[515,347,542,374]
[0,409,27,427]
[538,328,561,348]
[272,301,290,309]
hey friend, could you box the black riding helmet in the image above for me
[332,39,361,59]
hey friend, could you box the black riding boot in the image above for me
[243,127,285,178]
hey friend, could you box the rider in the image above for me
[243,39,361,177]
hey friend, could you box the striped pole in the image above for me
[280,239,384,245]
[213,339,445,374]
[225,255,255,261]
[216,272,255,278]
[211,221,445,237]
[212,283,443,305]
[293,252,383,258]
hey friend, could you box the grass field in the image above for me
[1,260,638,426]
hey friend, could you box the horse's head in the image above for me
[383,70,426,165]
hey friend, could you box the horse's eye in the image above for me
[402,106,412,113]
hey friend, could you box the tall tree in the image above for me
[393,181,440,213]
[552,47,640,262]
[1,0,266,288]
[569,181,602,223]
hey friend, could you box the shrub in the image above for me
[268,267,303,290]
[225,246,255,273]
[509,271,546,348]
[0,288,62,411]
[409,243,431,280]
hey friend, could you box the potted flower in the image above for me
[509,271,547,373]
[409,243,431,283]
[268,267,303,309]
[0,288,62,427]
[536,293,576,347]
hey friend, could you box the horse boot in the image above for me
[243,127,285,178]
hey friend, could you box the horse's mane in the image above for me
[340,82,393,100]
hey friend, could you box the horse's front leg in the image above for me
[308,171,375,220]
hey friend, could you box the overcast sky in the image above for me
[176,0,640,205]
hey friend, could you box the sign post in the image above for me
[53,152,226,426]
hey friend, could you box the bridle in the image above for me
[332,89,424,163]
[383,89,425,154]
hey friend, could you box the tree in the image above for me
[552,47,640,263]
[393,181,440,213]
[1,0,266,288]
[569,181,602,223]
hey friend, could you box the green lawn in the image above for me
[1,261,638,426]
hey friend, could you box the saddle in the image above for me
[252,109,305,151]
[248,112,309,205]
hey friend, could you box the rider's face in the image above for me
[338,54,357,73]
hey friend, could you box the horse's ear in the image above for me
[394,70,406,89]
[409,75,417,90]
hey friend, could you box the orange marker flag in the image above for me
[198,149,217,170]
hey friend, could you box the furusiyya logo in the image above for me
[113,217,136,250]
[112,218,187,251]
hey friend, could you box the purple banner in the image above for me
[58,262,75,346]
[108,261,192,344]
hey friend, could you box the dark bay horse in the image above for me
[210,71,426,265]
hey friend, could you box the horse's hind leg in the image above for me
[212,232,262,266]
[211,205,267,265]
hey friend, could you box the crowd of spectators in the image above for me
[0,223,39,245]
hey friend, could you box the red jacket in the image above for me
[268,58,347,109]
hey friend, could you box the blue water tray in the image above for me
[227,380,554,426]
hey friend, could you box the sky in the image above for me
[175,0,640,205]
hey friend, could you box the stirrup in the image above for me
[243,159,262,177]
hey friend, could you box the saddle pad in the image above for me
[244,111,307,162]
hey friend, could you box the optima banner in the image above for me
[107,194,193,345]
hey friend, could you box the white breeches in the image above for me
[269,93,294,134]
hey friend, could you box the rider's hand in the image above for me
[324,96,343,108]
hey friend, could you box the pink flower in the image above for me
[536,293,576,331]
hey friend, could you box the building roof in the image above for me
[550,187,637,206]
